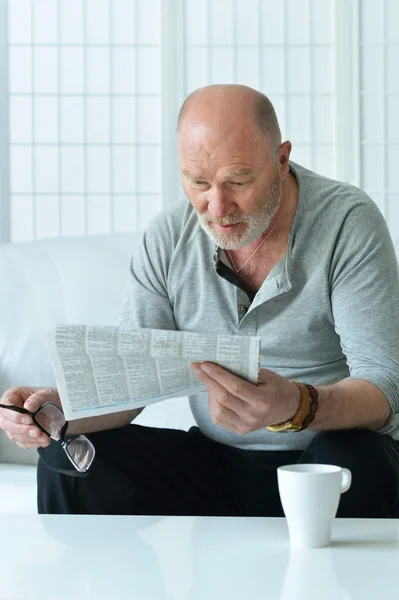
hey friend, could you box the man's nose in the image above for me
[206,187,235,219]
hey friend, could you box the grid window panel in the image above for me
[235,0,259,45]
[11,196,34,241]
[10,147,32,193]
[387,96,399,143]
[35,147,59,193]
[313,97,335,144]
[112,97,136,144]
[287,48,311,94]
[7,0,162,241]
[360,0,384,43]
[9,47,31,93]
[138,147,161,194]
[112,48,136,94]
[137,195,162,231]
[112,147,137,194]
[262,0,285,45]
[112,0,136,44]
[8,0,31,44]
[185,0,208,45]
[59,0,83,44]
[34,47,58,94]
[34,0,58,44]
[287,97,311,144]
[138,97,161,144]
[210,0,234,46]
[137,0,161,44]
[34,97,58,144]
[114,195,137,232]
[311,0,334,45]
[359,0,399,230]
[36,195,60,239]
[86,0,110,45]
[262,49,285,95]
[60,98,84,144]
[236,48,260,89]
[286,0,310,45]
[61,195,86,236]
[87,196,111,235]
[186,48,208,93]
[361,146,384,191]
[387,46,399,92]
[361,95,384,143]
[60,147,85,193]
[10,96,32,143]
[313,47,334,95]
[312,145,335,180]
[60,48,84,94]
[86,97,110,144]
[87,147,110,194]
[361,46,384,93]
[86,48,110,94]
[183,0,337,178]
[138,48,161,94]
[387,0,399,42]
[210,48,234,85]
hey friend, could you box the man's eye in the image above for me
[193,180,206,186]
[232,181,246,187]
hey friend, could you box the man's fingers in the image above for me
[6,431,50,448]
[23,390,50,413]
[192,362,256,403]
[1,420,39,438]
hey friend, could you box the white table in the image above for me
[0,515,398,599]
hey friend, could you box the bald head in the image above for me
[177,84,282,154]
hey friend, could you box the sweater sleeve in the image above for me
[329,198,399,436]
[118,211,177,332]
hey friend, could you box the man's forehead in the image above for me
[181,164,257,178]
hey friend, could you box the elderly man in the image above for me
[1,85,399,517]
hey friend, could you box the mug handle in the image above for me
[341,468,352,494]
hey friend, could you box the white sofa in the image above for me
[0,233,195,513]
[2,230,399,514]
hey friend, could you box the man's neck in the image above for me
[227,169,299,270]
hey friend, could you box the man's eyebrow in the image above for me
[228,168,255,178]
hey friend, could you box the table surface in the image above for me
[0,515,398,600]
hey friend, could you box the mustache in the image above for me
[199,213,251,225]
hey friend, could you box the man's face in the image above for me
[179,124,282,250]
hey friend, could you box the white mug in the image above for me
[277,464,352,548]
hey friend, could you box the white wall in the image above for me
[1,0,398,244]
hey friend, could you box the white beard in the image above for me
[196,175,282,250]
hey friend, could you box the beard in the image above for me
[195,171,282,250]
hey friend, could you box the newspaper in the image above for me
[46,325,261,420]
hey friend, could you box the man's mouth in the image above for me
[212,223,241,232]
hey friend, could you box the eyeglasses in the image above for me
[0,401,95,477]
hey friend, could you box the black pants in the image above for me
[37,425,399,517]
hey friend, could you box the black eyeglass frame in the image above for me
[0,401,95,477]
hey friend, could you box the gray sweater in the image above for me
[119,162,399,450]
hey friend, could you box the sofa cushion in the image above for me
[0,232,196,466]
[0,233,139,464]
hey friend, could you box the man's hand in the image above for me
[0,387,59,449]
[191,363,301,435]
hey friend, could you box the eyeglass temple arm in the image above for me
[0,403,30,415]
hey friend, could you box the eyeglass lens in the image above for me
[34,403,66,439]
[34,403,95,472]
[66,436,95,471]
